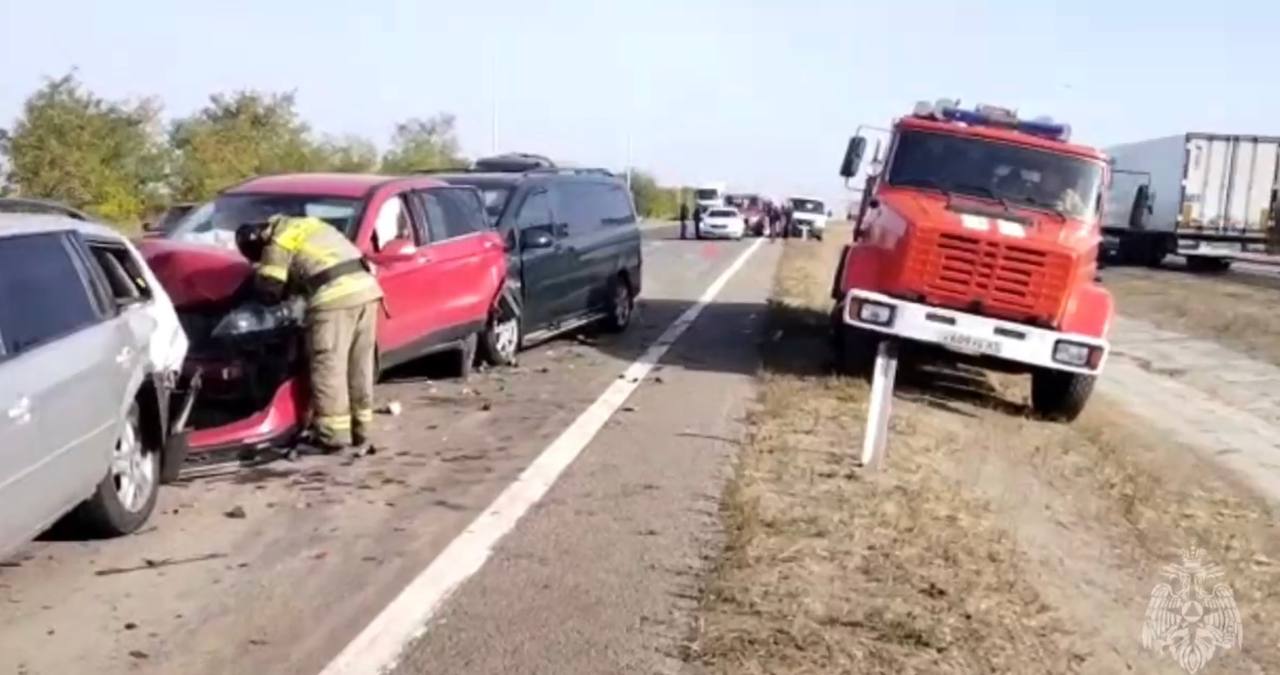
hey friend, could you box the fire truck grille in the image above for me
[906,231,1072,321]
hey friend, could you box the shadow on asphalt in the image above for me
[716,295,1031,417]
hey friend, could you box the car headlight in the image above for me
[849,299,896,326]
[211,299,305,337]
[1052,340,1101,368]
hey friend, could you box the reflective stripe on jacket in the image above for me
[258,215,383,310]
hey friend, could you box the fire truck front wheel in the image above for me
[1030,368,1096,422]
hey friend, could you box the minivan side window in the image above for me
[0,233,100,355]
[602,184,637,226]
[415,188,488,242]
[517,191,554,230]
[554,182,601,234]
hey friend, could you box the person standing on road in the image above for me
[237,215,384,455]
[678,201,690,239]
[692,204,704,239]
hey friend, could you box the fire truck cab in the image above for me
[833,100,1114,421]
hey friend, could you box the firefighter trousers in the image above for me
[307,301,378,447]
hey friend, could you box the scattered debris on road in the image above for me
[379,401,403,416]
[223,506,247,519]
[94,553,228,577]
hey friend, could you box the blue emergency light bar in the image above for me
[915,99,1072,142]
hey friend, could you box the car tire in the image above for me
[479,310,520,367]
[603,275,635,333]
[73,402,159,537]
[1030,368,1095,422]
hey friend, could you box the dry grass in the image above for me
[693,231,1084,674]
[694,229,1280,674]
[1105,267,1280,365]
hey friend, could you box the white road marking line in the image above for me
[319,237,767,675]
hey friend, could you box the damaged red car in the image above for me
[139,173,508,459]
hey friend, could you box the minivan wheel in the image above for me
[74,402,159,537]
[480,312,520,366]
[603,277,635,333]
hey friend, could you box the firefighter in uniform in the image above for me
[236,215,384,454]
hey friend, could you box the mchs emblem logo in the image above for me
[1142,547,1243,673]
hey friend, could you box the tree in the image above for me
[628,168,680,219]
[169,91,316,201]
[311,134,379,173]
[2,73,167,223]
[379,114,466,173]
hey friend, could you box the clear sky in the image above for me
[1,0,1273,208]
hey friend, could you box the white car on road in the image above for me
[699,207,746,240]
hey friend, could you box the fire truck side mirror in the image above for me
[840,136,867,178]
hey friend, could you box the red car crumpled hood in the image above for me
[138,238,251,307]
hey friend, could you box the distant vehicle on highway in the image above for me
[0,214,190,560]
[1104,133,1280,271]
[431,161,643,357]
[787,196,828,240]
[146,173,507,457]
[694,182,727,210]
[726,194,766,236]
[699,207,746,240]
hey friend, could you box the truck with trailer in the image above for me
[694,182,727,210]
[833,100,1113,421]
[1103,134,1280,271]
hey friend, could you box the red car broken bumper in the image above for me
[186,377,308,455]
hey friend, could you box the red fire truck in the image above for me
[832,100,1113,421]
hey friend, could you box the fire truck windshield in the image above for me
[886,130,1104,220]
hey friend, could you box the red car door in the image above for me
[410,187,504,335]
[359,190,447,358]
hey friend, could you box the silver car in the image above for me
[0,214,190,560]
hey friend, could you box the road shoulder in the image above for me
[391,240,781,674]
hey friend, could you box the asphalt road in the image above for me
[0,225,780,675]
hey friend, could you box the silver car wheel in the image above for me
[112,417,154,514]
[493,317,519,359]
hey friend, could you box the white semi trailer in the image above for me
[1104,133,1279,270]
[694,182,727,209]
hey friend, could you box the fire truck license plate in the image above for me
[941,332,1002,356]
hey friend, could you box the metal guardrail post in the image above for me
[860,339,899,469]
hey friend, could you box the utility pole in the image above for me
[488,49,499,154]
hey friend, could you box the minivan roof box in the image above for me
[414,151,616,178]
[472,152,556,172]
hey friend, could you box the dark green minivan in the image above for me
[432,166,643,364]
